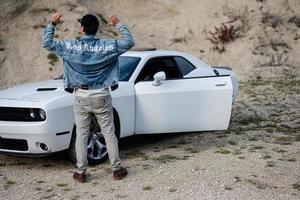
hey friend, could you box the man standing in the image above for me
[42,13,135,183]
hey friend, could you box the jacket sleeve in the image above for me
[115,23,135,55]
[42,24,66,57]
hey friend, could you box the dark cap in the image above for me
[77,14,99,35]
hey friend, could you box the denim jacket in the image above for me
[42,23,135,89]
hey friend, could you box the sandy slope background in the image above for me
[0,0,299,87]
[0,0,299,199]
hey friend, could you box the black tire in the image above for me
[68,110,120,165]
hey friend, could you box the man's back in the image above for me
[42,20,134,89]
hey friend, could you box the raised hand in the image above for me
[108,15,120,26]
[51,13,63,24]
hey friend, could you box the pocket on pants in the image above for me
[75,96,90,112]
[92,95,112,112]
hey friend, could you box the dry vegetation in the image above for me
[208,23,239,52]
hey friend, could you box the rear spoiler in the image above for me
[212,66,232,76]
[212,66,232,71]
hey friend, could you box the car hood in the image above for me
[0,80,68,102]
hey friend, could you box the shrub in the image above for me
[208,23,239,53]
[47,53,58,66]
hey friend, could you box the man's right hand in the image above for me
[108,15,120,26]
[51,13,63,24]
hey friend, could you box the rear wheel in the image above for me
[69,112,120,164]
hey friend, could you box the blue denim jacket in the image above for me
[42,23,135,89]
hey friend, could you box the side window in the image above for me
[174,57,196,76]
[135,57,183,83]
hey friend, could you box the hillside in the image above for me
[0,0,299,88]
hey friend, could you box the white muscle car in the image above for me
[0,49,238,164]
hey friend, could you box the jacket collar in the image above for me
[81,34,96,39]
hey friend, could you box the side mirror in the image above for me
[152,71,166,86]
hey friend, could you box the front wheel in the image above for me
[87,117,108,164]
[68,113,120,165]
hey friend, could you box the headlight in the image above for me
[39,109,46,120]
[29,108,36,118]
[28,108,46,121]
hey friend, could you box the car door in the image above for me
[134,56,233,134]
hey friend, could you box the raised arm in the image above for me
[42,13,66,56]
[109,15,135,54]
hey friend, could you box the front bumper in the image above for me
[0,100,74,155]
[0,120,72,155]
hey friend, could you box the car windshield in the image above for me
[119,56,141,81]
[55,56,141,81]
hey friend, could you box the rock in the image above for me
[0,0,30,20]
[288,16,300,28]
[0,52,6,68]
[261,13,281,28]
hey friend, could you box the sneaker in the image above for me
[113,167,128,180]
[73,171,87,183]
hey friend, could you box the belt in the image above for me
[78,84,119,91]
[79,85,89,90]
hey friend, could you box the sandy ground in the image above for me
[1,72,299,199]
[0,0,299,199]
[0,77,299,199]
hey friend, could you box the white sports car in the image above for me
[0,49,238,164]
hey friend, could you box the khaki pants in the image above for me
[74,88,122,173]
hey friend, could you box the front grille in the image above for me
[0,107,45,122]
[0,137,28,151]
[0,107,28,121]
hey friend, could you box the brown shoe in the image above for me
[113,167,128,180]
[73,172,87,183]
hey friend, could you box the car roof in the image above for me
[122,50,188,57]
[122,49,210,68]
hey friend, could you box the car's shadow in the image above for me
[118,131,229,155]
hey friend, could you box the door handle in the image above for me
[215,82,227,86]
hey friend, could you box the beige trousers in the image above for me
[74,88,122,173]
